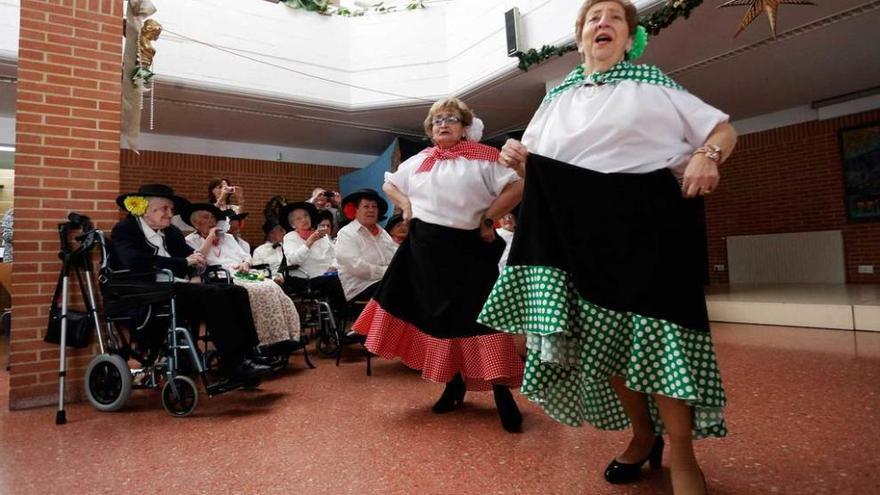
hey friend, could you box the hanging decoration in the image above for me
[281,0,426,17]
[719,0,815,38]
[516,0,704,72]
[121,0,161,152]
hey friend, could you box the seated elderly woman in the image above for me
[334,189,398,303]
[109,184,270,381]
[184,203,301,352]
[279,201,346,310]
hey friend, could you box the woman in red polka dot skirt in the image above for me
[352,97,525,432]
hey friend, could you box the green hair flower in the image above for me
[628,25,649,61]
[124,196,149,217]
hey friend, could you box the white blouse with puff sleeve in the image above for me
[384,151,521,230]
[522,80,728,177]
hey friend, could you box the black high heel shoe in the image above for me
[604,435,664,484]
[432,374,466,413]
[492,385,523,433]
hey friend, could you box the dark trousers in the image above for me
[172,282,258,369]
[350,282,380,303]
[286,275,347,312]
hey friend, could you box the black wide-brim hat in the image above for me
[116,183,189,214]
[222,209,250,222]
[341,188,388,221]
[384,214,405,232]
[183,203,226,227]
[262,216,282,235]
[278,201,319,232]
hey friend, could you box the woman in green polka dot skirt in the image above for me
[477,1,738,494]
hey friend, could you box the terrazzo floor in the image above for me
[1,323,880,495]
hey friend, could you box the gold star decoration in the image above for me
[719,0,815,38]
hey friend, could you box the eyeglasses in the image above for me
[432,116,462,126]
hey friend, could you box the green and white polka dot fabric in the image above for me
[543,61,684,105]
[478,265,727,439]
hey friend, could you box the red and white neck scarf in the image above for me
[415,141,501,174]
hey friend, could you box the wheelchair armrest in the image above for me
[281,264,310,280]
[203,265,233,285]
[100,267,176,284]
[250,263,272,277]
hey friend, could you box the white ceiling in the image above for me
[1,0,879,157]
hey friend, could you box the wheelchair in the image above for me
[280,265,342,359]
[282,265,372,374]
[84,233,259,417]
[203,264,314,370]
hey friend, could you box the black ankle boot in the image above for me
[492,385,522,433]
[604,436,664,484]
[432,374,466,414]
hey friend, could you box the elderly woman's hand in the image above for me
[305,229,327,248]
[500,139,528,177]
[233,261,250,274]
[186,252,206,268]
[681,154,720,198]
[479,217,496,243]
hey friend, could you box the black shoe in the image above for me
[224,358,272,381]
[342,331,366,345]
[432,374,466,414]
[604,436,664,484]
[492,385,523,433]
[249,353,275,366]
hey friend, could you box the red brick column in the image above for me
[9,0,122,409]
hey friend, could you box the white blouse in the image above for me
[282,231,335,279]
[185,231,251,271]
[252,241,283,275]
[385,152,521,230]
[335,219,398,301]
[522,80,729,176]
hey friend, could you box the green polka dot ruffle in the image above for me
[543,61,684,105]
[477,265,727,439]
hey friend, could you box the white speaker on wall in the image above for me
[505,7,523,56]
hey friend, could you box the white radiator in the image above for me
[726,230,846,284]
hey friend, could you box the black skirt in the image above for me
[374,219,506,339]
[508,154,710,332]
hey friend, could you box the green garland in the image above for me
[281,0,426,17]
[516,0,704,72]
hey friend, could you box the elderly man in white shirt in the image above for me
[252,217,286,284]
[335,189,398,303]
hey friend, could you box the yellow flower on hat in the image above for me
[124,196,149,216]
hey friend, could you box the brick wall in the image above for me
[10,0,123,409]
[706,109,880,285]
[120,150,356,247]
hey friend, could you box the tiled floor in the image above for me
[2,324,880,495]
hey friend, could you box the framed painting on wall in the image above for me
[840,122,880,221]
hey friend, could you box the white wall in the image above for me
[129,132,378,168]
[0,0,18,60]
[0,0,664,109]
[0,115,13,146]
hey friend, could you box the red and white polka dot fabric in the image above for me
[353,300,524,391]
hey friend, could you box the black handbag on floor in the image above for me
[44,270,93,349]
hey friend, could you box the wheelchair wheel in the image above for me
[161,375,199,417]
[85,354,132,412]
[316,334,339,357]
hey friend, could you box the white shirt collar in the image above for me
[138,217,169,256]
